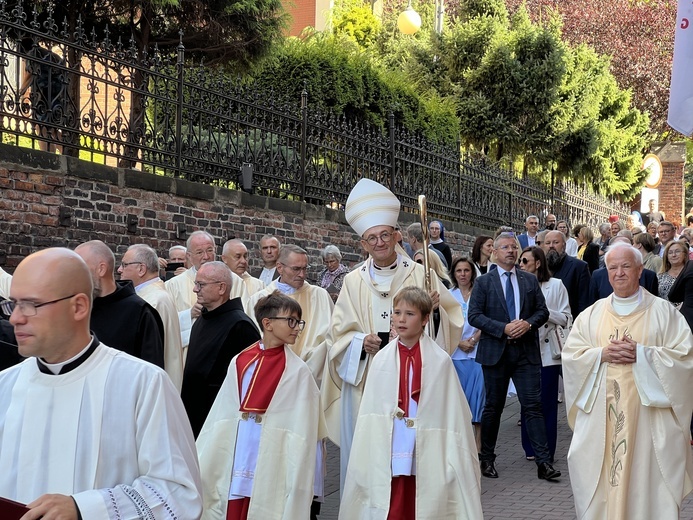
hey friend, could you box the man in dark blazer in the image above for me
[544,230,591,318]
[468,232,559,481]
[518,215,540,250]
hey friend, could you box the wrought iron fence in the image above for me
[0,3,632,231]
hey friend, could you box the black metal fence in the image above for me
[0,3,631,231]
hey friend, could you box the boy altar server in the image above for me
[340,287,483,520]
[196,291,326,520]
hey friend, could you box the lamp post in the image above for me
[397,0,443,35]
[397,0,422,35]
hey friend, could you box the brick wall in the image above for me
[652,142,686,227]
[0,144,484,279]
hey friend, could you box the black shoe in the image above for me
[537,462,561,481]
[480,460,499,478]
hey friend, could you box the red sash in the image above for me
[397,341,422,416]
[236,342,286,413]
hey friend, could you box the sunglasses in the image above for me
[520,257,531,264]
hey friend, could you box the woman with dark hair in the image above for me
[471,235,494,276]
[449,257,484,452]
[429,220,453,269]
[518,246,572,463]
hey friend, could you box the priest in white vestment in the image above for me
[245,244,334,385]
[321,179,463,488]
[166,231,248,348]
[222,238,266,296]
[119,244,185,392]
[563,242,693,519]
[0,248,202,519]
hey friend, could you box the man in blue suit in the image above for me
[544,231,591,318]
[468,232,560,481]
[518,215,540,250]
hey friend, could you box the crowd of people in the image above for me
[0,188,692,520]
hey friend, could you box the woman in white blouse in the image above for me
[519,246,572,463]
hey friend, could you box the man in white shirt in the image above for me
[0,247,202,519]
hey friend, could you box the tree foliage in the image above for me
[502,0,677,137]
[248,32,460,144]
[370,0,650,195]
[15,0,287,68]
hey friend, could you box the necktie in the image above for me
[504,272,516,321]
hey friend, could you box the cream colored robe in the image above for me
[196,345,326,520]
[137,278,185,392]
[241,271,265,296]
[165,267,249,349]
[562,290,693,519]
[0,344,202,518]
[340,334,482,520]
[322,258,463,447]
[0,267,11,299]
[245,281,334,385]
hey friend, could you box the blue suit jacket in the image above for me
[468,268,549,367]
[552,255,591,318]
[518,233,533,250]
[588,267,659,306]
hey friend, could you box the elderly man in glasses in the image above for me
[165,230,248,350]
[245,245,334,386]
[180,261,260,437]
[0,248,202,519]
[322,179,463,489]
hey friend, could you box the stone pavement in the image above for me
[320,396,693,519]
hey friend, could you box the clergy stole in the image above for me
[388,342,421,520]
[228,343,286,504]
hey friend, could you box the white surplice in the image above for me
[196,344,326,520]
[137,277,185,391]
[339,334,482,520]
[0,343,202,519]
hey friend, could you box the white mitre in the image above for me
[345,179,400,236]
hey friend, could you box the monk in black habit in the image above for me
[76,241,165,368]
[181,261,260,437]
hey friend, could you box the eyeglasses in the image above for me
[1,294,77,317]
[192,248,215,257]
[520,257,531,264]
[268,316,306,331]
[497,244,519,251]
[668,250,684,256]
[280,264,309,274]
[363,231,394,246]
[120,261,143,269]
[193,280,223,289]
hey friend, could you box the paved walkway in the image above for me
[321,397,693,519]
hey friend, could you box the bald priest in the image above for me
[0,248,202,519]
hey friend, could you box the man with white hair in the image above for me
[222,238,265,296]
[118,244,185,391]
[159,245,188,280]
[322,178,463,488]
[246,244,334,384]
[165,230,247,347]
[563,241,693,518]
[75,240,164,368]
